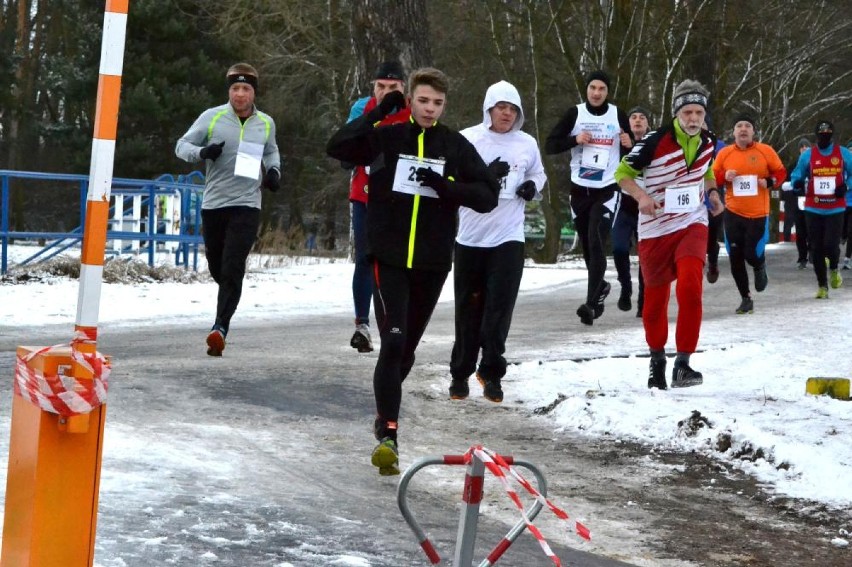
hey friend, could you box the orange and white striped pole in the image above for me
[1,2,128,565]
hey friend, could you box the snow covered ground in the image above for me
[1,242,851,562]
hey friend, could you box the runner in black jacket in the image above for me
[326,67,499,475]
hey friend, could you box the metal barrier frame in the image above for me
[398,453,547,566]
[0,169,204,274]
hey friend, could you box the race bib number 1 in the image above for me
[813,176,836,196]
[580,145,609,170]
[392,155,446,198]
[664,182,701,214]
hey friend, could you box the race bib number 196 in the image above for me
[664,182,701,214]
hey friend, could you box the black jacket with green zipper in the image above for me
[327,110,499,272]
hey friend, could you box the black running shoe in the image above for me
[671,361,703,388]
[617,286,632,312]
[593,281,611,318]
[736,296,754,314]
[753,264,768,292]
[476,373,503,403]
[449,378,469,400]
[648,357,667,390]
[706,264,719,283]
[576,303,595,326]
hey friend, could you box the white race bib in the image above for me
[498,166,524,199]
[580,145,610,170]
[392,155,445,198]
[732,174,758,197]
[664,182,701,214]
[813,176,836,196]
[234,140,264,179]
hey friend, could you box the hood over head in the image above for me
[482,80,524,132]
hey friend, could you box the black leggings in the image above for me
[806,211,844,287]
[570,185,616,304]
[450,241,524,383]
[372,262,448,423]
[201,206,260,334]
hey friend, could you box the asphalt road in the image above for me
[1,243,850,566]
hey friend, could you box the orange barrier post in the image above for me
[1,2,128,565]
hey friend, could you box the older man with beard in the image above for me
[615,79,724,390]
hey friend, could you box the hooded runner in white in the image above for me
[458,81,547,247]
[449,81,548,403]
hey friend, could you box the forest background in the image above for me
[1,0,850,262]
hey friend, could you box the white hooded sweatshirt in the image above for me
[457,80,547,247]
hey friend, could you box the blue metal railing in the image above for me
[0,169,205,275]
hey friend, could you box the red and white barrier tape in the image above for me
[465,445,591,567]
[14,341,110,416]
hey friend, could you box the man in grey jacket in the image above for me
[176,62,281,356]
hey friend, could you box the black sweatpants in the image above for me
[450,241,524,384]
[372,262,448,425]
[201,206,260,334]
[805,211,844,287]
[706,210,723,267]
[723,211,768,298]
[570,185,616,305]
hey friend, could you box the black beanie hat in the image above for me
[374,60,405,81]
[733,113,756,129]
[815,119,834,134]
[628,106,650,120]
[586,70,611,90]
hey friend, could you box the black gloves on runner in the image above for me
[792,179,805,196]
[378,91,406,118]
[415,167,448,196]
[516,180,536,201]
[200,141,225,161]
[263,167,281,192]
[836,183,848,199]
[487,158,510,179]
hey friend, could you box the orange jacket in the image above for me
[712,142,786,218]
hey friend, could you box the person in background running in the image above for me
[615,79,724,390]
[612,106,651,316]
[327,67,499,475]
[175,63,281,357]
[781,138,811,267]
[843,172,852,270]
[790,119,852,298]
[545,70,633,325]
[712,114,786,314]
[449,80,547,404]
[345,61,411,353]
[704,116,726,284]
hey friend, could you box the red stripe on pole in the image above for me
[487,538,511,563]
[443,455,466,465]
[80,200,110,265]
[462,474,484,504]
[94,75,122,141]
[420,539,440,564]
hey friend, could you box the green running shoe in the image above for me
[371,437,400,476]
[815,287,829,299]
[830,270,843,289]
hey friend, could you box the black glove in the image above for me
[487,158,510,179]
[516,180,536,201]
[414,167,448,196]
[199,141,225,161]
[792,179,805,196]
[835,183,848,199]
[377,90,406,118]
[263,167,281,192]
